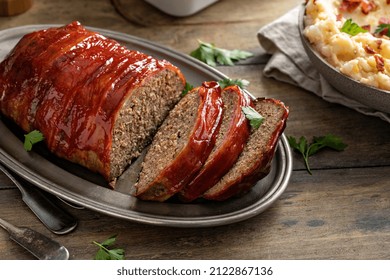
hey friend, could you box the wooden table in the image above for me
[0,0,389,260]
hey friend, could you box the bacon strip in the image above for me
[361,0,377,14]
[339,0,361,13]
[365,45,376,54]
[375,54,385,72]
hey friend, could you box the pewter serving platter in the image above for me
[0,25,292,228]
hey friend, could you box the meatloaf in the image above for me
[178,85,252,202]
[135,81,224,201]
[203,98,289,201]
[0,22,185,185]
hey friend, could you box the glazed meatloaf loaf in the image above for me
[178,85,252,202]
[203,98,289,201]
[0,22,185,185]
[135,81,224,201]
[135,81,288,202]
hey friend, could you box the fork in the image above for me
[0,163,78,234]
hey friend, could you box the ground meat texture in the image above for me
[136,91,200,190]
[203,98,289,201]
[110,69,184,179]
[135,81,223,202]
[0,21,185,184]
[178,85,251,202]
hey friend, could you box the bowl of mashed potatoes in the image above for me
[299,0,390,114]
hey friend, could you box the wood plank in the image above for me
[0,167,389,260]
[0,0,32,16]
[0,0,300,28]
[112,0,301,26]
[0,172,12,188]
[0,0,297,55]
[0,18,265,56]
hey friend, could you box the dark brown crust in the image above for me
[135,81,224,202]
[203,98,289,201]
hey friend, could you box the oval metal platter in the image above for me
[0,25,293,228]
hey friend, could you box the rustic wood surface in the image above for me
[0,0,389,260]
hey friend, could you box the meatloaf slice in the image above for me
[108,68,184,181]
[135,81,224,202]
[203,98,289,201]
[0,22,185,185]
[178,85,251,202]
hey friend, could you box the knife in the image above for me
[0,163,78,235]
[0,217,69,260]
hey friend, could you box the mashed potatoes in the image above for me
[304,0,390,90]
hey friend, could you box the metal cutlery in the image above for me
[0,217,69,260]
[0,163,78,234]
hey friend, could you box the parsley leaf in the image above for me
[288,134,347,175]
[93,235,125,260]
[375,24,390,37]
[190,40,253,67]
[24,130,44,151]
[242,106,264,129]
[182,78,250,96]
[341,19,368,36]
[182,82,194,96]
[218,78,250,89]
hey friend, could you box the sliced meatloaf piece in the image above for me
[178,85,252,202]
[0,21,185,185]
[203,98,289,201]
[135,81,224,202]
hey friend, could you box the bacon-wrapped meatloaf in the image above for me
[0,22,185,185]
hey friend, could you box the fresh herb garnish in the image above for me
[190,40,253,67]
[182,78,250,96]
[375,24,390,37]
[23,130,44,151]
[182,82,194,96]
[93,235,125,260]
[242,106,264,129]
[288,134,347,175]
[341,19,368,36]
[218,78,250,89]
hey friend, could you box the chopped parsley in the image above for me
[182,78,250,96]
[182,82,194,96]
[341,19,368,36]
[190,40,253,67]
[218,78,250,89]
[93,235,125,260]
[374,23,390,37]
[288,134,347,175]
[242,106,264,129]
[23,130,44,151]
